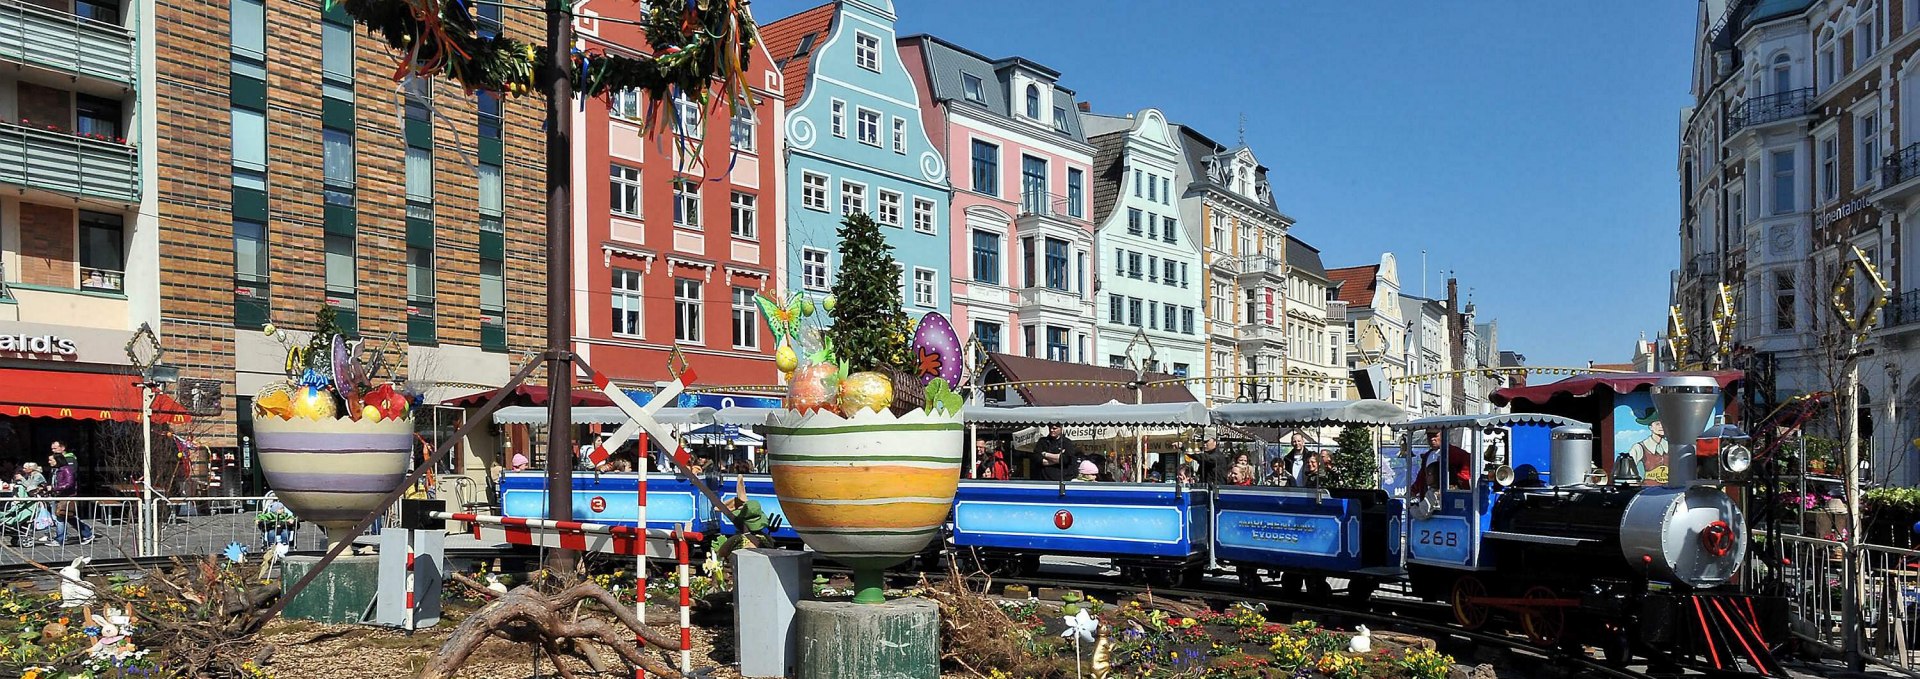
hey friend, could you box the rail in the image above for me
[1887,289,1920,328]
[1726,88,1815,135]
[1889,143,1920,190]
[1752,532,1920,675]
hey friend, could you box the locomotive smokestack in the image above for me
[1651,375,1719,487]
[1549,424,1594,487]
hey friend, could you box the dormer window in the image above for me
[1024,84,1040,119]
[1052,106,1068,131]
[854,31,880,72]
[962,73,983,103]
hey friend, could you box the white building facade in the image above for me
[1400,293,1451,416]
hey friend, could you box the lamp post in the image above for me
[125,322,175,556]
[1123,329,1156,483]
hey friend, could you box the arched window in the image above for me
[1024,84,1040,119]
[1819,27,1837,88]
[1772,53,1792,94]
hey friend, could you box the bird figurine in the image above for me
[59,556,93,609]
[1348,624,1372,653]
[1089,625,1113,679]
[486,572,509,595]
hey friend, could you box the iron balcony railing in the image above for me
[1726,88,1814,134]
[0,0,136,87]
[1883,143,1920,190]
[1018,189,1080,221]
[1686,252,1720,278]
[0,120,138,203]
[1885,289,1920,327]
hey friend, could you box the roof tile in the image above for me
[759,3,835,108]
[1326,265,1378,308]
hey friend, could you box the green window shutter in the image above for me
[325,204,356,236]
[406,216,435,249]
[232,186,268,221]
[230,73,267,111]
[322,98,354,132]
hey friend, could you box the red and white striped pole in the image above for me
[403,546,416,632]
[677,523,692,673]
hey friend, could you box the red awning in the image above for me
[0,367,193,423]
[1491,370,1743,408]
[440,383,615,409]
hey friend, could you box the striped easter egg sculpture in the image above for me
[763,406,964,604]
[253,414,415,550]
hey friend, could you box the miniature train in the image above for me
[495,375,1784,672]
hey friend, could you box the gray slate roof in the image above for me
[904,34,1086,144]
[1285,235,1326,282]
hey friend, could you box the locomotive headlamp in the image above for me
[1490,464,1515,486]
[1722,444,1752,474]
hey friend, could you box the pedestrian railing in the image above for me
[148,496,327,561]
[1752,532,1920,675]
[0,496,144,566]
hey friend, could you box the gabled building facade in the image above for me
[1282,236,1345,401]
[1399,293,1451,416]
[1082,108,1204,389]
[570,0,786,390]
[1171,125,1294,405]
[1329,255,1408,406]
[900,35,1096,361]
[765,1,951,317]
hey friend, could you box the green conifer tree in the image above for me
[1329,425,1379,490]
[827,212,912,373]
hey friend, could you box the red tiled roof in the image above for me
[759,3,835,108]
[1326,265,1378,308]
[985,353,1197,407]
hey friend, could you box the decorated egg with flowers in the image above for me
[910,311,963,387]
[785,362,840,414]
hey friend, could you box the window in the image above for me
[611,89,643,120]
[1067,168,1084,218]
[321,16,353,100]
[1819,136,1838,202]
[611,269,643,336]
[673,94,702,138]
[1182,307,1195,335]
[1133,168,1142,197]
[1044,238,1069,291]
[78,212,124,292]
[231,108,266,186]
[674,278,703,343]
[830,99,846,137]
[323,128,354,205]
[610,163,641,217]
[854,31,880,72]
[1820,29,1837,88]
[730,192,756,238]
[840,180,867,216]
[730,104,755,151]
[1108,295,1123,323]
[324,233,355,293]
[1128,298,1143,327]
[1162,176,1173,204]
[1147,255,1159,282]
[891,117,906,154]
[971,140,999,195]
[405,146,433,204]
[913,268,937,307]
[1771,149,1796,214]
[1045,326,1069,361]
[402,77,431,121]
[1729,188,1745,233]
[802,248,830,290]
[1147,173,1158,202]
[1772,53,1792,94]
[912,197,937,234]
[1773,270,1796,331]
[673,181,700,228]
[230,0,265,70]
[1148,214,1159,240]
[1053,106,1069,132]
[1211,282,1229,320]
[479,91,504,140]
[1858,110,1879,187]
[1163,259,1177,286]
[76,94,122,140]
[1163,217,1178,244]
[856,107,881,146]
[1179,262,1189,288]
[962,73,984,103]
[407,245,433,302]
[876,189,903,226]
[974,322,1002,352]
[732,287,759,349]
[480,256,504,312]
[1128,208,1143,235]
[1857,15,1877,70]
[1021,155,1047,214]
[801,171,829,211]
[235,219,268,284]
[1024,84,1040,119]
[1127,251,1142,279]
[972,230,1000,285]
[1148,301,1158,330]
[1109,354,1128,369]
[1211,214,1226,249]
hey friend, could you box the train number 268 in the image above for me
[1416,530,1459,547]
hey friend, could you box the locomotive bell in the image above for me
[1651,375,1720,487]
[1549,424,1594,487]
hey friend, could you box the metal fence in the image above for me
[149,496,328,561]
[1757,533,1920,675]
[0,495,332,567]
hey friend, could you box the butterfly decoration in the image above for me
[754,291,810,349]
[924,378,963,416]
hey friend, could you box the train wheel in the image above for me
[1235,565,1263,588]
[1450,575,1491,630]
[1519,586,1565,647]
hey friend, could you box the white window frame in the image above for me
[840,180,868,216]
[962,73,984,102]
[730,191,756,239]
[1856,108,1880,188]
[673,180,701,229]
[1819,134,1839,202]
[730,104,755,152]
[802,247,831,291]
[801,171,829,211]
[830,99,846,138]
[891,116,907,154]
[854,31,881,72]
[610,89,643,121]
[673,93,702,138]
[876,189,903,226]
[732,287,759,350]
[674,277,703,344]
[855,106,881,147]
[912,197,937,235]
[912,267,936,307]
[611,268,644,338]
[610,165,642,218]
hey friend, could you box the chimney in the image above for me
[1447,278,1465,414]
[1077,102,1091,112]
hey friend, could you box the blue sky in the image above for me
[757,1,1697,368]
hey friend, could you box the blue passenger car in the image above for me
[950,480,1210,581]
[712,474,801,541]
[498,471,713,534]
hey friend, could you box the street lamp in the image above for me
[1122,329,1157,483]
[125,323,175,555]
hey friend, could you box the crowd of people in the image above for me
[0,440,95,547]
[970,426,1350,488]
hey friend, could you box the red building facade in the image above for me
[570,7,785,391]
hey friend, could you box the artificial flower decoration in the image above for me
[224,541,249,564]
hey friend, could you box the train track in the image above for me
[0,554,191,582]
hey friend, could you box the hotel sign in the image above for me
[0,334,78,358]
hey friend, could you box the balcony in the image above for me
[1684,252,1720,280]
[1880,143,1920,205]
[0,121,138,204]
[1016,190,1086,241]
[0,0,137,88]
[1016,286,1083,316]
[1236,323,1286,349]
[1884,289,1920,332]
[1236,254,1285,282]
[1725,88,1814,136]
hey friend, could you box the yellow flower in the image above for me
[1180,617,1196,627]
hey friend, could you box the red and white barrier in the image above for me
[589,366,697,679]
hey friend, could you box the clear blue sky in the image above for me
[758,1,1696,368]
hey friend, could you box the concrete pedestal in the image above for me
[280,553,380,623]
[735,549,812,678]
[794,598,939,679]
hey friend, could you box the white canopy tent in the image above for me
[1209,399,1411,427]
[964,400,1210,427]
[489,406,717,426]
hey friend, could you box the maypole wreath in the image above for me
[328,0,759,137]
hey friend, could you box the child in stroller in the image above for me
[0,479,40,547]
[256,493,297,550]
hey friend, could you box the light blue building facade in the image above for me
[775,0,951,313]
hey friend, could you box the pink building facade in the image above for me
[901,35,1097,361]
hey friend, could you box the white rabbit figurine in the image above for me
[59,556,93,609]
[1348,624,1372,653]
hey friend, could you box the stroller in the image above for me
[256,492,298,550]
[0,485,46,547]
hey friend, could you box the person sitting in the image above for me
[1073,459,1099,482]
[1407,428,1473,497]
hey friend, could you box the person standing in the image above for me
[1408,429,1473,497]
[46,442,93,546]
[1035,425,1080,481]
